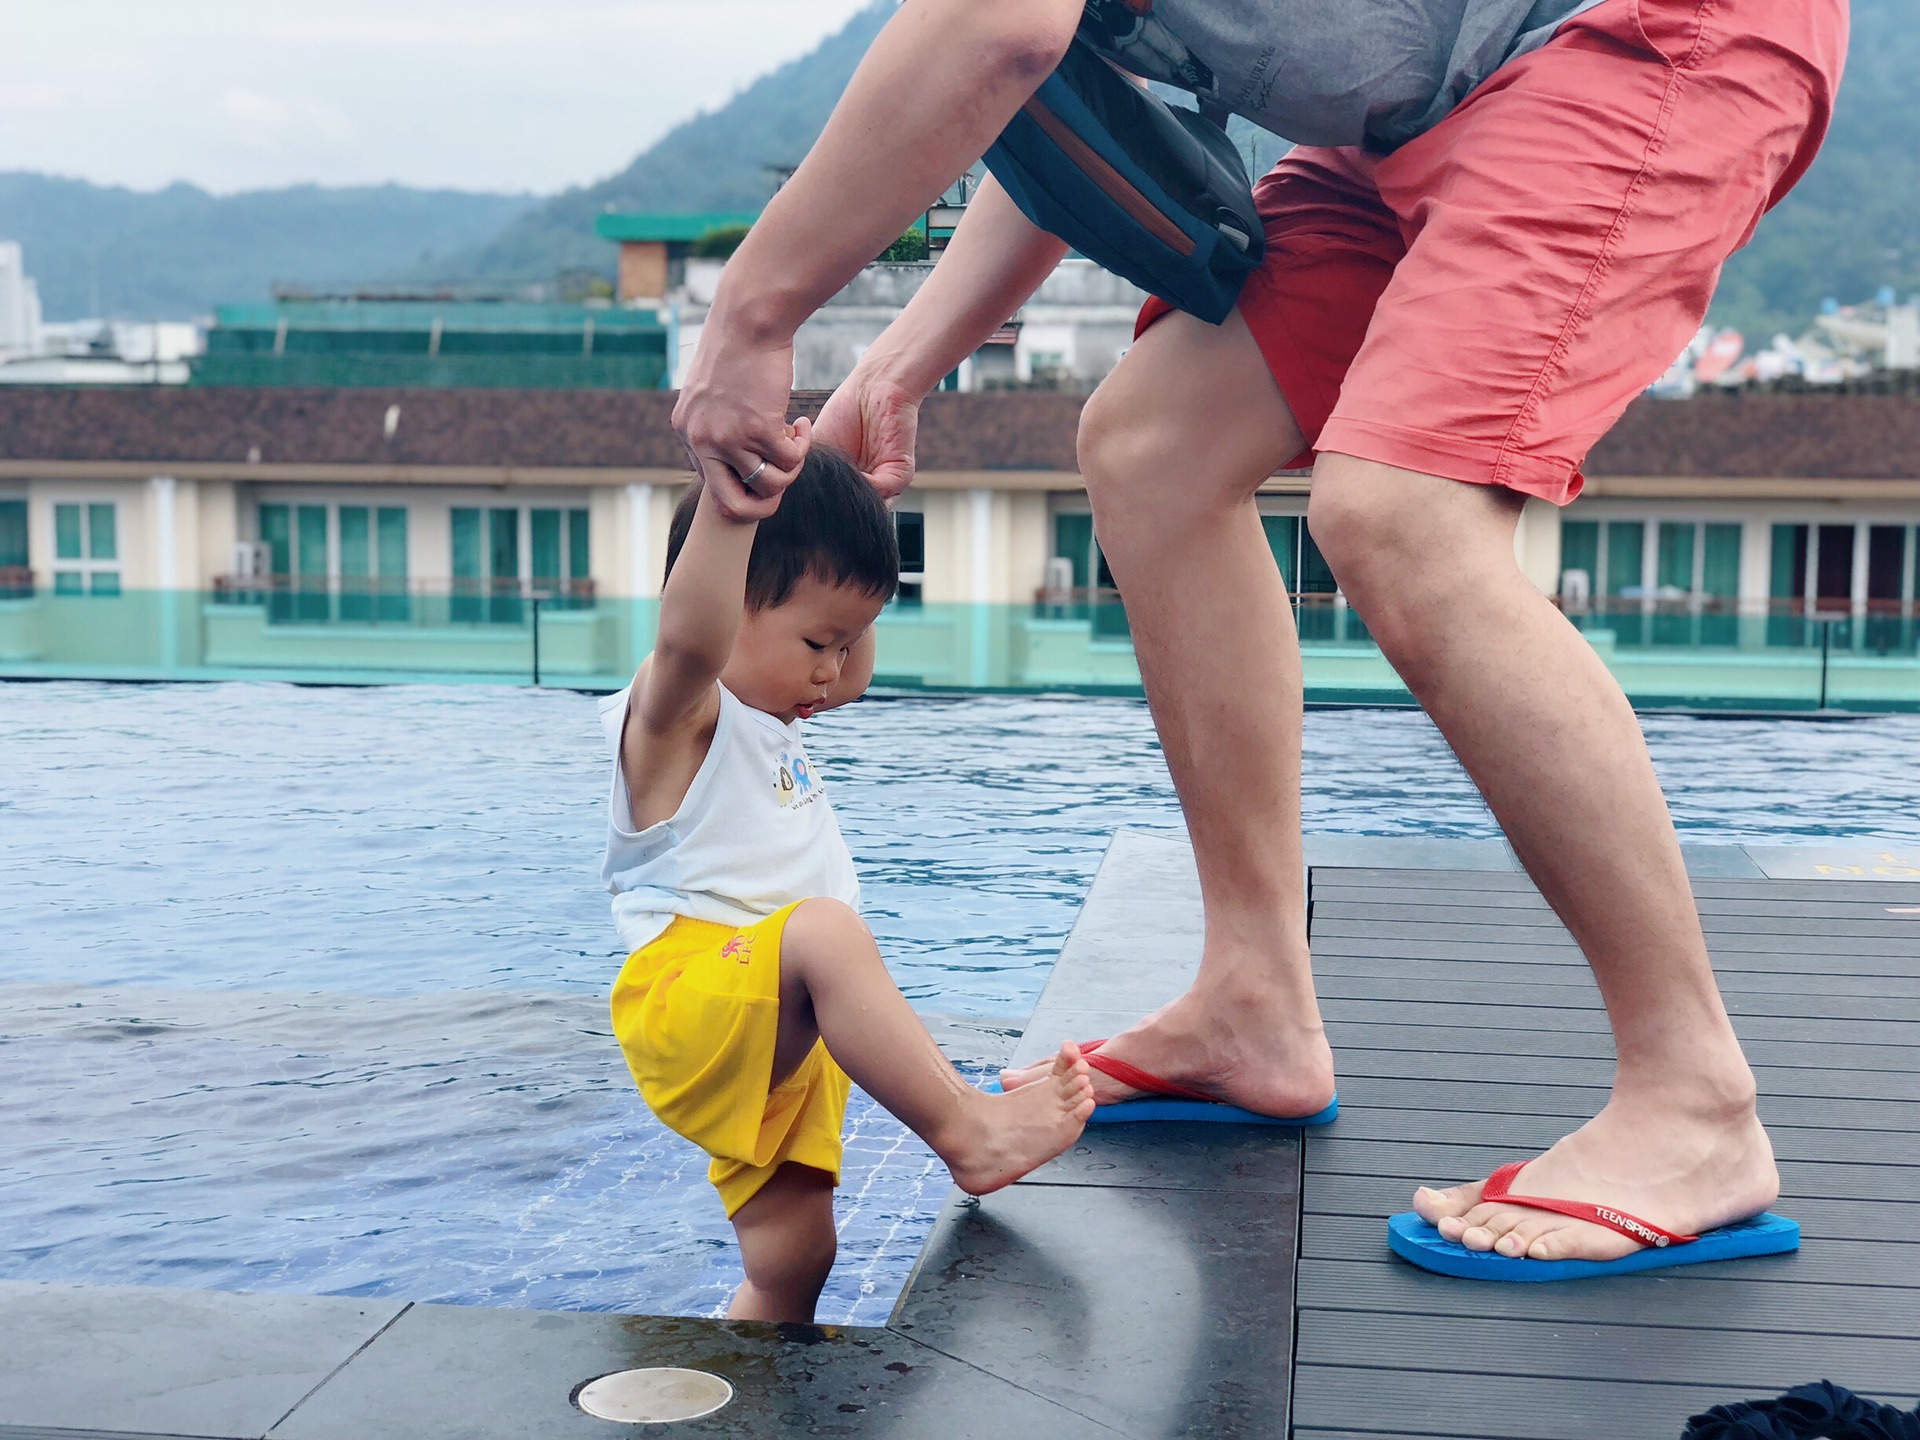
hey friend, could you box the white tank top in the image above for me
[598,681,861,954]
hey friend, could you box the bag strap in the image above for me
[1198,99,1232,129]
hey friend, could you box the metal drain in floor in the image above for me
[574,1368,734,1423]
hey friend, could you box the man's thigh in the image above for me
[1082,307,1305,497]
[1318,0,1846,505]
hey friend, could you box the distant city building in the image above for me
[602,207,1151,394]
[191,299,670,390]
[0,242,45,359]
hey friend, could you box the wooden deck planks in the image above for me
[1292,866,1920,1440]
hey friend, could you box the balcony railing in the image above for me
[211,575,597,626]
[1033,585,1920,656]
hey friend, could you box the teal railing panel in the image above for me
[0,589,1914,710]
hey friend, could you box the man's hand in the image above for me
[815,371,921,501]
[672,322,810,522]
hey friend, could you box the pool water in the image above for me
[2,681,1916,1322]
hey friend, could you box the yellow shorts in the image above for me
[609,902,849,1218]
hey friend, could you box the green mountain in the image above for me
[2,0,1903,335]
[457,0,1907,339]
[431,2,895,282]
[1709,0,1918,339]
[0,174,538,320]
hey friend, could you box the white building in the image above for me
[0,242,45,359]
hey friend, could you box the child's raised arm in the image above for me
[632,482,756,737]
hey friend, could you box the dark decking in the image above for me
[2,832,1916,1439]
[1294,862,1920,1440]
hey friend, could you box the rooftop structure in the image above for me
[191,300,670,391]
[594,211,761,303]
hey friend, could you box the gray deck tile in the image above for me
[269,1305,1120,1440]
[891,1185,1296,1440]
[1289,1369,1912,1440]
[1321,1017,1920,1071]
[1012,1122,1302,1193]
[0,1281,405,1439]
[1297,1257,1920,1336]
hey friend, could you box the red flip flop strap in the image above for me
[1077,1040,1217,1104]
[1482,1161,1698,1248]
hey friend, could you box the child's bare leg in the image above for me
[727,1162,836,1323]
[774,899,1095,1195]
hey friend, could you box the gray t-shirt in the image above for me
[1078,0,1605,152]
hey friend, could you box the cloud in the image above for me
[216,90,358,151]
[0,0,880,193]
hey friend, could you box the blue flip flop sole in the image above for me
[981,1079,1337,1127]
[1088,1093,1338,1126]
[1386,1210,1800,1281]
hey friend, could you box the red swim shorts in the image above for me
[1136,0,1848,504]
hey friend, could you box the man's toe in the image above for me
[1413,1180,1484,1223]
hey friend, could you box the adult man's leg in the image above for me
[1308,457,1776,1261]
[1002,306,1337,1118]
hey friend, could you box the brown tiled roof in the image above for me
[0,385,1915,478]
[0,387,693,469]
[1586,392,1920,478]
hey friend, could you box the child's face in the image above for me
[724,574,887,722]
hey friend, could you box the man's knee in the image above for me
[1304,459,1401,598]
[1076,380,1162,511]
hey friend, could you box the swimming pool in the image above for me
[3,681,1916,1322]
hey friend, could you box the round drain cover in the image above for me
[575,1367,734,1424]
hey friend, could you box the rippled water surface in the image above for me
[2,680,1916,1317]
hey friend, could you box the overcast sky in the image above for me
[0,1,878,196]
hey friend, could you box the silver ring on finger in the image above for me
[739,458,768,489]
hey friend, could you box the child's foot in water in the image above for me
[936,1042,1095,1196]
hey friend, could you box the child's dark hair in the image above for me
[665,443,898,610]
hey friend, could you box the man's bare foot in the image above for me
[933,1042,1094,1196]
[1412,1089,1779,1262]
[999,985,1336,1119]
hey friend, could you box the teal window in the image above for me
[55,504,83,561]
[339,507,370,577]
[531,507,591,606]
[1261,515,1299,591]
[294,505,330,621]
[377,508,408,579]
[259,504,292,576]
[451,507,483,622]
[1605,522,1644,597]
[489,508,521,622]
[1560,520,1598,604]
[1769,524,1807,599]
[0,499,24,598]
[530,509,561,587]
[1656,522,1694,593]
[88,505,116,560]
[52,501,120,597]
[568,508,590,581]
[1767,524,1810,648]
[1053,513,1094,589]
[339,507,371,621]
[1702,525,1741,598]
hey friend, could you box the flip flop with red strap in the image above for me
[1388,1160,1800,1281]
[1073,1038,1337,1126]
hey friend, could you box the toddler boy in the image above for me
[600,441,1094,1323]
